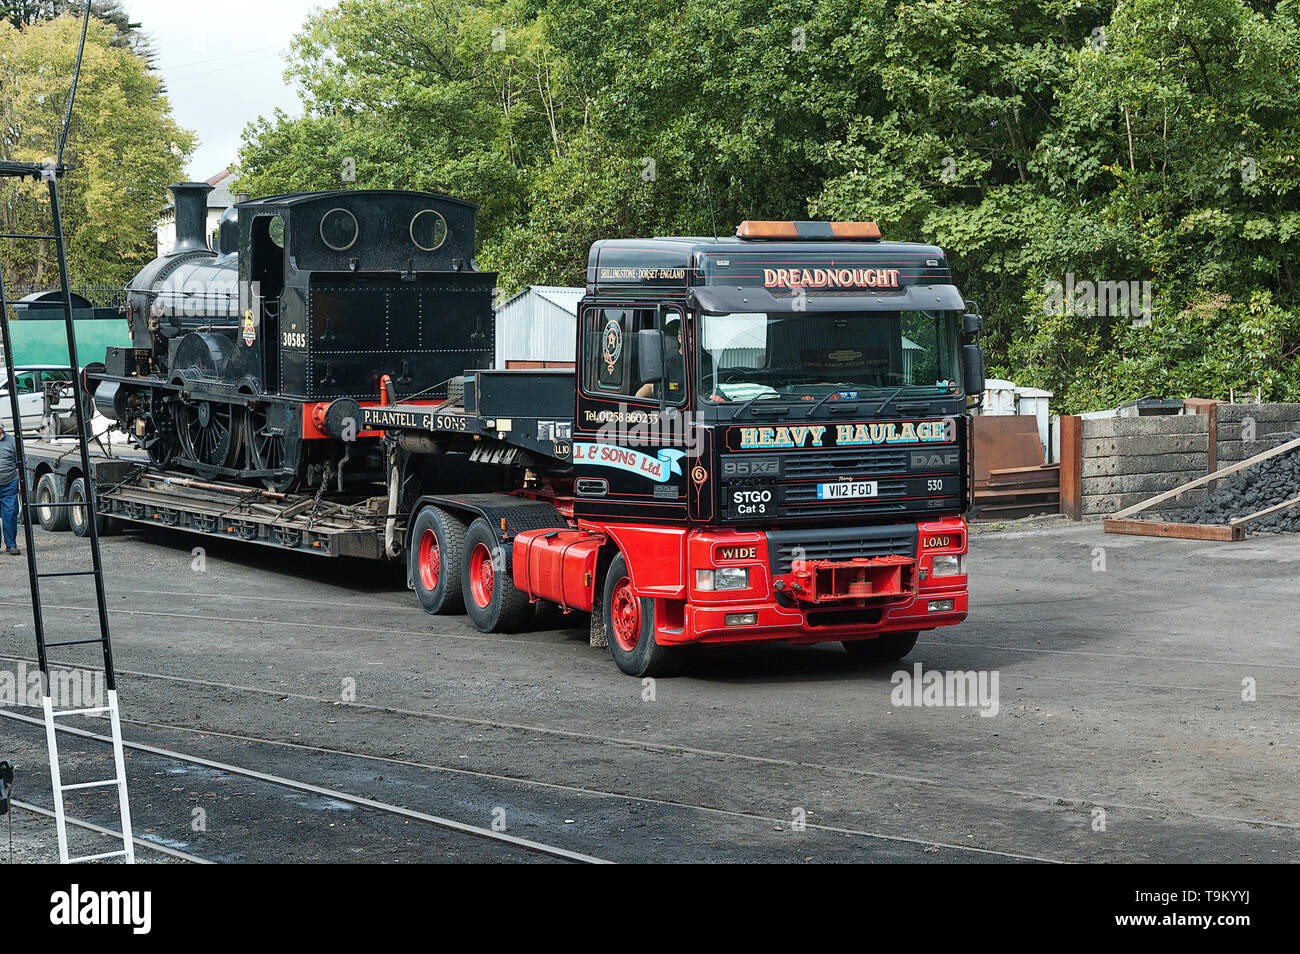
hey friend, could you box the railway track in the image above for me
[1,621,1296,842]
[0,700,1063,863]
[3,573,1296,862]
[7,643,1298,859]
[9,798,209,863]
[0,709,610,864]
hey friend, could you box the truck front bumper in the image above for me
[658,517,969,646]
[669,584,968,645]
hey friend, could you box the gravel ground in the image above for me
[1,518,1297,864]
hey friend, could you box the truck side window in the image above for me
[583,307,684,405]
[585,308,630,394]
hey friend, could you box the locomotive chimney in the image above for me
[169,181,214,255]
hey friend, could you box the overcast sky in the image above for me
[122,0,335,180]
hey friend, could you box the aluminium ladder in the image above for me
[0,159,134,863]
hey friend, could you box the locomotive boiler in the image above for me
[92,183,495,490]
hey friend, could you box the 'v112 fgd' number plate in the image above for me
[816,480,878,500]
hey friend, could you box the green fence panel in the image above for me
[0,319,130,368]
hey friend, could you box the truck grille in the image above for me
[766,524,918,574]
[781,447,910,479]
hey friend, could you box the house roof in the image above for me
[205,168,236,209]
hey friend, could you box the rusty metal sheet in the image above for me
[973,415,1044,483]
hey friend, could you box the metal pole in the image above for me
[56,1,93,169]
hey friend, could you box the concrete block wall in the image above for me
[1215,404,1300,464]
[1080,415,1209,515]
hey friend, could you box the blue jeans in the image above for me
[0,478,18,548]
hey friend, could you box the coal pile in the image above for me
[1159,430,1300,534]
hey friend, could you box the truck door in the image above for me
[572,301,690,524]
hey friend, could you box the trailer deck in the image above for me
[23,440,395,559]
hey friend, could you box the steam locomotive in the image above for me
[92,183,495,490]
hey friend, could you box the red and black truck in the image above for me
[371,219,985,675]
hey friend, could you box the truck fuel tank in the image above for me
[512,528,603,613]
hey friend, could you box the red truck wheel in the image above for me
[408,505,465,614]
[842,631,919,663]
[603,553,680,677]
[461,518,530,633]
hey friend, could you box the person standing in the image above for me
[0,420,21,555]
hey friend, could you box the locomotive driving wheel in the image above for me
[242,405,300,492]
[178,398,243,478]
[143,398,180,469]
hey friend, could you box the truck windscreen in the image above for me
[697,309,962,403]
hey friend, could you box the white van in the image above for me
[0,365,75,432]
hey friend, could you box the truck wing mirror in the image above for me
[637,329,665,384]
[963,312,983,335]
[961,343,985,400]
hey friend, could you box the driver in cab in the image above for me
[635,316,685,400]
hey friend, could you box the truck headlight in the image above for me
[931,554,964,577]
[695,567,749,591]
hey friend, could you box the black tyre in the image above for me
[66,477,115,538]
[842,631,920,663]
[409,505,466,615]
[461,518,531,633]
[67,477,93,537]
[34,472,69,532]
[603,552,680,677]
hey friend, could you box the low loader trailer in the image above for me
[31,219,985,677]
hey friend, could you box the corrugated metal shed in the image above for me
[495,285,584,368]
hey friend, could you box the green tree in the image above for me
[0,14,193,286]
[1,1,155,62]
[235,0,574,246]
[238,0,1300,410]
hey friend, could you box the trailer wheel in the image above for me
[34,473,69,532]
[603,553,680,677]
[461,518,531,633]
[66,478,115,538]
[66,477,93,537]
[842,631,919,663]
[409,505,466,615]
